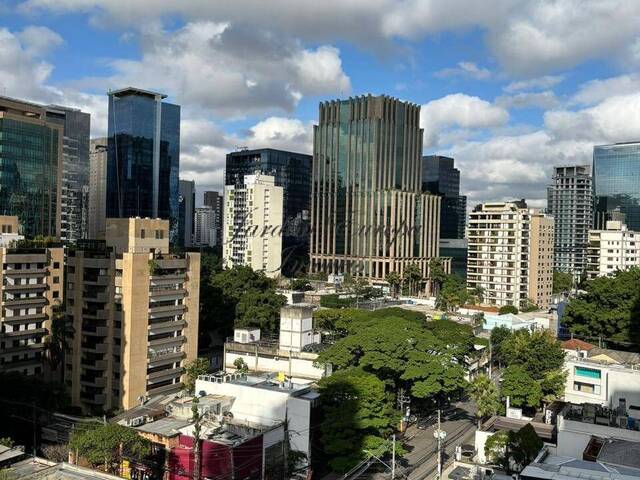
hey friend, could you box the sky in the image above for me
[2,1,640,208]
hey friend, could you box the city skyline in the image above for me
[2,2,640,208]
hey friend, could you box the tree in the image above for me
[520,299,538,312]
[490,326,512,367]
[69,423,151,472]
[289,277,313,291]
[553,271,573,294]
[510,423,543,469]
[403,264,423,296]
[500,330,565,381]
[485,430,510,471]
[385,272,402,299]
[469,286,484,304]
[235,290,287,332]
[233,358,249,373]
[183,358,210,394]
[501,365,542,408]
[563,268,640,349]
[435,274,469,312]
[318,368,397,473]
[42,444,70,463]
[44,303,72,381]
[468,375,500,427]
[498,305,519,315]
[428,258,447,295]
[0,438,14,448]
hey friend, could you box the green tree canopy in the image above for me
[468,374,500,426]
[235,290,287,332]
[385,272,402,298]
[500,330,565,381]
[183,358,210,394]
[69,423,151,472]
[499,305,519,315]
[435,274,470,312]
[501,365,543,408]
[553,271,573,294]
[563,268,640,348]
[484,424,543,473]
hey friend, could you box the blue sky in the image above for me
[2,0,640,206]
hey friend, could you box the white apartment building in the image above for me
[223,174,283,277]
[194,206,215,247]
[467,201,554,309]
[587,221,640,279]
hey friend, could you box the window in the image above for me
[575,366,601,379]
[574,381,601,395]
[140,229,146,239]
[53,291,59,299]
[53,262,60,269]
[155,230,164,239]
[53,276,59,284]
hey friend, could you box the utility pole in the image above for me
[192,396,202,480]
[397,388,410,432]
[433,409,447,480]
[391,434,396,479]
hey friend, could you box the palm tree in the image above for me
[403,264,423,296]
[44,303,73,382]
[385,272,402,299]
[468,374,500,428]
[427,258,447,296]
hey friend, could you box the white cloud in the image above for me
[496,91,559,109]
[504,75,564,93]
[246,117,313,153]
[421,93,509,147]
[572,73,640,105]
[435,61,491,80]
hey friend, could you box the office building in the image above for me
[439,238,467,279]
[309,95,444,285]
[223,174,283,277]
[422,155,467,240]
[66,218,200,413]
[586,221,640,279]
[547,165,593,274]
[0,96,63,238]
[226,148,312,275]
[194,206,215,247]
[45,105,90,242]
[593,142,640,230]
[0,216,64,376]
[106,88,180,240]
[467,201,554,309]
[203,190,223,247]
[178,179,195,248]
[88,139,108,239]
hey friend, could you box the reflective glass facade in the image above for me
[106,88,180,241]
[226,148,311,275]
[593,142,640,230]
[0,97,62,238]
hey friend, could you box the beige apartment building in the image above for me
[587,221,640,279]
[0,216,64,376]
[467,201,554,309]
[223,174,283,277]
[309,95,445,284]
[66,218,200,413]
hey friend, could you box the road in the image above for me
[400,401,477,480]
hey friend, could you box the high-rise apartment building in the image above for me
[547,165,593,275]
[225,148,312,275]
[422,155,467,240]
[309,95,444,283]
[88,138,108,239]
[0,96,63,238]
[467,201,554,309]
[203,190,224,247]
[593,142,640,230]
[223,174,283,277]
[194,206,215,247]
[66,218,200,413]
[586,221,640,279]
[106,88,180,240]
[45,105,90,242]
[0,216,64,376]
[178,179,195,248]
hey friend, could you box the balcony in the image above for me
[80,375,107,388]
[2,312,47,323]
[3,283,47,292]
[148,319,186,336]
[3,268,47,277]
[3,296,48,307]
[149,304,186,316]
[2,342,45,354]
[149,335,186,348]
[147,366,184,382]
[1,327,47,338]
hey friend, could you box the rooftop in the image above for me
[197,372,314,396]
[562,338,596,351]
[561,403,640,432]
[481,415,557,442]
[108,86,168,99]
[7,458,123,479]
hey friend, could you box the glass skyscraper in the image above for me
[225,148,312,275]
[593,142,640,231]
[106,88,180,241]
[0,96,62,238]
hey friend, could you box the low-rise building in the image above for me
[0,217,64,376]
[224,305,329,381]
[587,221,640,279]
[66,218,200,413]
[483,313,554,332]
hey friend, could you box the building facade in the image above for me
[66,218,200,413]
[467,201,554,309]
[0,216,64,376]
[194,206,215,247]
[203,190,223,247]
[178,179,195,248]
[593,142,640,231]
[0,96,63,238]
[422,155,467,240]
[225,148,312,276]
[309,95,444,284]
[547,165,593,274]
[106,88,180,240]
[45,105,90,242]
[223,174,283,277]
[88,138,108,239]
[586,221,640,279]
